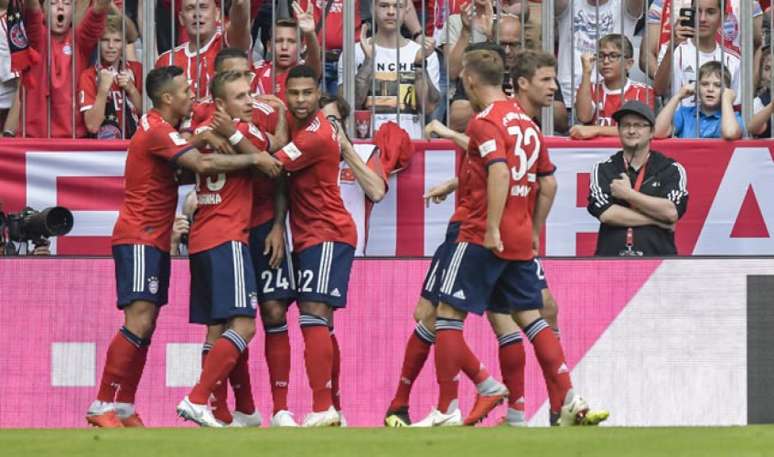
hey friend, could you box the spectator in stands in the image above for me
[343,0,440,139]
[446,15,568,133]
[252,6,321,99]
[155,0,252,100]
[79,15,142,139]
[171,190,197,257]
[749,48,772,138]
[652,0,742,104]
[588,100,689,257]
[654,61,744,139]
[555,0,644,113]
[0,0,18,131]
[22,0,111,138]
[640,0,763,80]
[571,34,654,140]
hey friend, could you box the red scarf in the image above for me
[5,0,40,88]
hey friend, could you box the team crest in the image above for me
[62,44,72,56]
[9,23,28,49]
[249,292,259,310]
[147,276,159,294]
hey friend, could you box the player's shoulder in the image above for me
[252,100,276,115]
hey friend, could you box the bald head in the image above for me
[497,15,524,70]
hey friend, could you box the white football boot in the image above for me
[270,410,300,427]
[302,406,341,427]
[176,396,223,428]
[230,410,263,427]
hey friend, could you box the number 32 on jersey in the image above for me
[507,125,540,197]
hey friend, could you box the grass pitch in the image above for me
[1,426,772,457]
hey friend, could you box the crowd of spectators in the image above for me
[0,0,771,140]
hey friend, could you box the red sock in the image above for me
[330,332,341,411]
[115,344,148,404]
[97,331,141,402]
[460,342,489,385]
[301,324,333,412]
[434,328,465,412]
[201,346,233,424]
[388,331,432,411]
[190,335,242,406]
[229,349,255,414]
[531,326,572,413]
[265,329,291,413]
[498,341,526,410]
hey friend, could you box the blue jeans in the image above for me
[322,60,339,96]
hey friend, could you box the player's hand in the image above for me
[211,109,237,138]
[292,1,315,35]
[610,173,633,199]
[264,224,286,269]
[484,226,504,253]
[98,68,115,92]
[203,131,235,155]
[255,152,282,177]
[360,24,374,61]
[531,231,540,256]
[116,70,134,91]
[722,88,736,104]
[423,179,455,207]
[580,53,596,74]
[678,82,695,100]
[569,124,599,140]
[255,94,286,112]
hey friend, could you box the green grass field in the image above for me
[1,426,773,457]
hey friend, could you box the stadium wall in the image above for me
[1,138,773,256]
[1,257,772,428]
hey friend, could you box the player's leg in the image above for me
[88,244,169,428]
[178,241,259,427]
[486,311,526,426]
[295,241,354,427]
[201,323,233,425]
[250,221,298,426]
[541,288,560,337]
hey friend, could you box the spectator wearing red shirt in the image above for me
[22,0,111,138]
[571,34,654,140]
[79,15,142,139]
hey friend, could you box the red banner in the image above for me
[1,138,772,256]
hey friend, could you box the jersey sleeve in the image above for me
[468,119,507,167]
[241,122,270,151]
[587,160,614,219]
[78,69,97,112]
[275,129,325,172]
[660,161,689,219]
[149,125,195,163]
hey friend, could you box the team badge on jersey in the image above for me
[249,292,259,310]
[148,276,159,295]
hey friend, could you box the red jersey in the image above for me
[188,120,265,253]
[275,111,357,251]
[112,110,194,252]
[590,79,654,126]
[247,120,277,228]
[185,97,279,134]
[78,61,143,138]
[252,61,290,101]
[297,0,361,51]
[155,30,226,100]
[459,100,555,261]
[22,6,106,138]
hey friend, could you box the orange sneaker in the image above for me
[86,410,125,428]
[120,413,145,427]
[463,385,509,426]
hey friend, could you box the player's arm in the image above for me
[423,177,458,206]
[274,130,324,172]
[82,69,112,135]
[176,147,278,176]
[265,175,289,268]
[267,101,289,152]
[474,123,509,252]
[226,0,252,51]
[211,116,283,176]
[424,119,469,149]
[293,1,322,80]
[340,137,386,203]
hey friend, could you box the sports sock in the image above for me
[434,318,465,413]
[300,314,333,412]
[114,329,150,405]
[229,348,255,414]
[525,318,572,413]
[189,330,246,406]
[497,331,525,411]
[388,321,435,412]
[201,343,233,424]
[96,327,144,403]
[264,323,291,414]
[330,328,342,411]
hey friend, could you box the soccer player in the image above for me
[272,65,357,427]
[177,70,281,427]
[414,48,598,427]
[155,0,252,100]
[86,66,280,428]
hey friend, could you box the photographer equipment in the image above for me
[1,207,74,249]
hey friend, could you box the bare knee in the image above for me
[487,311,520,337]
[413,297,436,323]
[228,316,256,342]
[123,300,159,339]
[260,300,289,326]
[206,323,226,344]
[436,302,466,321]
[299,301,331,319]
[540,290,559,329]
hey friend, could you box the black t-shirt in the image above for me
[587,150,689,256]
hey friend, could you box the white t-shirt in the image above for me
[338,40,441,139]
[0,14,19,109]
[557,0,640,108]
[658,39,741,106]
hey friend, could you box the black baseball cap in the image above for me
[612,100,655,126]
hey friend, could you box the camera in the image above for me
[679,7,695,28]
[0,206,74,247]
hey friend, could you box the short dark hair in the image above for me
[599,33,634,59]
[698,60,732,87]
[319,93,351,122]
[210,70,246,100]
[215,47,248,73]
[287,64,318,83]
[510,50,556,89]
[276,18,298,30]
[146,66,184,106]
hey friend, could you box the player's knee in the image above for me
[260,301,288,326]
[437,302,465,321]
[540,293,559,328]
[124,302,158,339]
[413,298,435,322]
[229,317,256,342]
[487,311,519,337]
[206,324,226,343]
[299,301,330,319]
